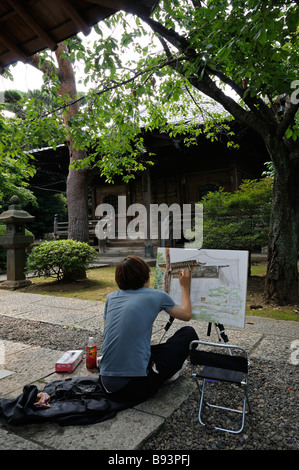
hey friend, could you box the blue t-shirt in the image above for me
[100,287,176,378]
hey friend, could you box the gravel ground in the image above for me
[142,360,298,451]
[0,315,298,451]
[0,315,103,351]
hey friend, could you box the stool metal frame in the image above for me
[189,340,251,434]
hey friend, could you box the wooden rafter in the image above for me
[6,0,57,51]
[0,29,28,63]
[60,0,92,37]
[87,0,158,16]
[0,0,159,69]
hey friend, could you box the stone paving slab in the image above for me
[0,292,105,329]
[0,306,103,329]
[0,377,195,450]
[0,290,101,310]
[0,336,195,450]
[0,427,45,450]
[0,340,63,397]
[0,408,164,451]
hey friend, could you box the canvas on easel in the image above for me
[154,247,248,329]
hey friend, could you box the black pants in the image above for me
[100,326,198,404]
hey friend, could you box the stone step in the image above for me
[97,256,157,266]
[106,239,145,247]
[105,246,157,256]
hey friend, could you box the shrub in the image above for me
[190,178,272,253]
[26,239,97,282]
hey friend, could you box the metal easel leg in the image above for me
[207,322,229,343]
[207,322,231,353]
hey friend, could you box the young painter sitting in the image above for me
[99,255,198,403]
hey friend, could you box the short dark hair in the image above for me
[115,255,150,290]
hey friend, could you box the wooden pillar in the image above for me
[142,169,154,258]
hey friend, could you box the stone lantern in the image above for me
[0,195,35,289]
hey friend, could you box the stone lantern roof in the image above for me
[0,196,35,224]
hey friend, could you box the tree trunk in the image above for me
[264,138,299,304]
[67,154,89,243]
[55,43,90,243]
[30,44,90,243]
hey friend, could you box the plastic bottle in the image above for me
[86,336,97,371]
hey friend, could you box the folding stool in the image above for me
[189,339,251,434]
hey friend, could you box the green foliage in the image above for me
[0,0,296,302]
[4,90,25,118]
[26,239,97,282]
[0,12,235,185]
[0,86,68,235]
[191,178,273,252]
[1,1,298,183]
[0,112,37,209]
[153,0,298,101]
[25,191,67,239]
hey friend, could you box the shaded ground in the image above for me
[247,275,299,322]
